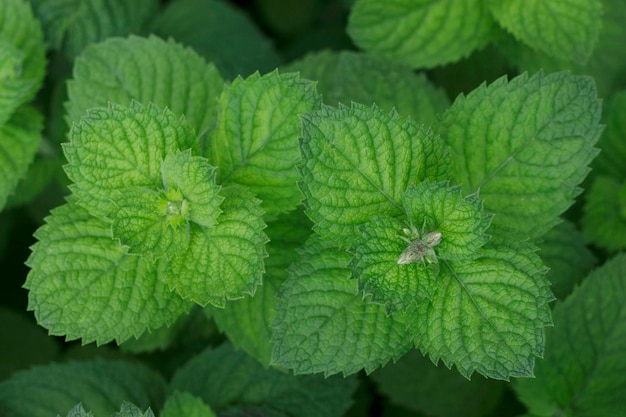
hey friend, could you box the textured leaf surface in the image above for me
[63,102,196,220]
[582,176,626,251]
[168,185,268,307]
[25,199,192,345]
[488,0,602,64]
[415,236,553,380]
[0,358,165,417]
[348,0,494,69]
[67,35,223,144]
[60,404,93,417]
[371,350,504,417]
[300,102,450,247]
[161,392,216,417]
[113,402,155,417]
[151,0,281,80]
[593,90,626,179]
[0,107,43,210]
[210,209,311,366]
[209,71,321,217]
[272,236,416,376]
[514,254,626,417]
[169,343,356,417]
[538,220,595,300]
[29,0,158,57]
[283,50,449,125]
[0,43,36,126]
[439,72,602,238]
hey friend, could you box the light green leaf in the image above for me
[66,35,224,145]
[169,343,357,417]
[0,42,36,126]
[151,0,281,80]
[161,392,216,417]
[514,253,626,417]
[25,199,193,345]
[402,181,491,262]
[582,176,626,251]
[538,220,595,300]
[271,236,416,376]
[60,404,93,417]
[0,0,46,95]
[347,0,495,69]
[113,402,155,417]
[283,50,449,125]
[208,71,321,217]
[210,209,311,366]
[29,0,158,58]
[371,350,504,417]
[63,102,196,220]
[299,102,450,247]
[488,0,602,65]
[168,185,268,307]
[439,72,602,238]
[0,358,165,417]
[593,90,626,179]
[415,235,553,380]
[0,106,42,210]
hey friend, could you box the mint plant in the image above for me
[2,0,626,416]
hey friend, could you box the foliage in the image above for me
[1,0,625,416]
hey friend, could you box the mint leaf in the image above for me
[167,185,268,307]
[113,402,155,417]
[283,50,449,125]
[271,236,416,376]
[29,0,158,58]
[439,72,602,238]
[582,176,626,251]
[416,234,553,380]
[300,102,450,247]
[488,0,602,65]
[593,90,626,179]
[161,392,216,417]
[0,106,43,210]
[0,42,37,126]
[25,199,193,345]
[60,404,93,417]
[210,209,311,365]
[63,102,196,221]
[347,0,495,69]
[539,220,596,300]
[514,254,626,416]
[371,350,505,417]
[0,358,165,417]
[151,0,281,80]
[208,71,321,217]
[67,35,224,145]
[169,343,356,417]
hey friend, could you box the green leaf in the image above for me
[25,199,193,345]
[593,90,626,179]
[0,0,46,96]
[347,0,495,69]
[167,185,268,307]
[63,102,196,220]
[0,42,37,126]
[0,308,59,380]
[60,404,93,417]
[0,106,42,210]
[161,392,216,417]
[538,220,596,300]
[488,0,602,65]
[371,350,504,417]
[169,343,357,417]
[66,35,224,145]
[271,236,416,376]
[113,402,155,417]
[208,71,321,217]
[514,253,626,417]
[210,209,311,366]
[0,358,165,417]
[29,0,158,58]
[416,234,553,380]
[151,0,281,80]
[283,50,449,125]
[438,72,602,238]
[299,102,450,247]
[582,176,626,251]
